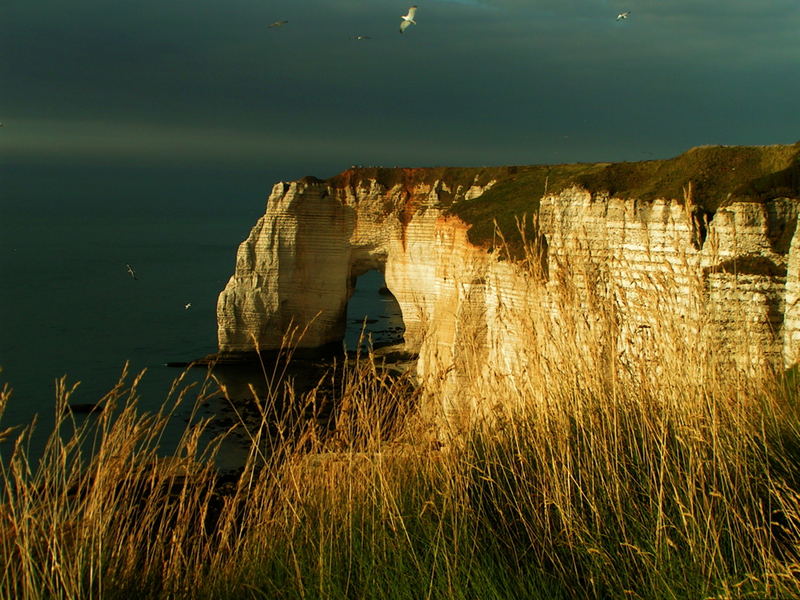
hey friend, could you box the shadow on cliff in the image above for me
[740,158,800,204]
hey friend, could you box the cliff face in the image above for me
[218,144,800,418]
[217,170,498,352]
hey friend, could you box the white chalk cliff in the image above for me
[217,170,498,352]
[218,146,800,418]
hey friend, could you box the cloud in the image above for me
[0,118,344,165]
[0,116,525,168]
[1,0,798,170]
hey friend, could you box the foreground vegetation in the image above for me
[4,251,800,599]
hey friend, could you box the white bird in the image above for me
[125,264,137,280]
[268,20,288,28]
[616,11,630,21]
[184,303,192,310]
[353,35,371,40]
[400,6,417,33]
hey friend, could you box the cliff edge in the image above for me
[217,143,800,419]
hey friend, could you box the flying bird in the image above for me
[268,20,288,28]
[400,6,417,33]
[353,35,372,40]
[616,11,630,21]
[125,264,138,280]
[184,303,192,310]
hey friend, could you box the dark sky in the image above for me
[2,0,799,180]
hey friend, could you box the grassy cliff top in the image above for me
[450,142,800,252]
[324,143,800,253]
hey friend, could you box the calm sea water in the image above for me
[0,161,403,460]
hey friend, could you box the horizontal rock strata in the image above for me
[218,144,800,421]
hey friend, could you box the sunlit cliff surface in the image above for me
[218,143,800,418]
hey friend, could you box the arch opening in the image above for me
[344,269,405,351]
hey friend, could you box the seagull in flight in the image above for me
[616,11,630,21]
[268,20,288,28]
[400,6,417,33]
[125,264,138,280]
[184,302,192,310]
[353,35,372,40]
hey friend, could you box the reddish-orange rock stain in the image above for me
[331,167,436,251]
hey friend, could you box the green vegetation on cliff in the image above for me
[446,162,607,256]
[574,142,800,207]
[447,142,800,252]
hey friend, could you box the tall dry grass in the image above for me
[450,223,800,598]
[2,242,800,598]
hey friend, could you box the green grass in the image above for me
[441,142,800,252]
[574,142,800,209]
[446,162,607,257]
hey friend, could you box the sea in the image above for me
[0,160,404,463]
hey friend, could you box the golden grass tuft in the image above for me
[3,243,800,598]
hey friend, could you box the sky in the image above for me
[1,0,800,182]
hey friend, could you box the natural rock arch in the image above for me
[218,160,800,381]
[217,178,411,352]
